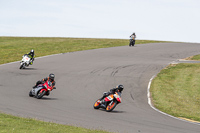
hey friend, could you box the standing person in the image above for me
[129,32,136,46]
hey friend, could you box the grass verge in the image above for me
[0,112,108,133]
[0,37,169,65]
[187,55,200,61]
[150,63,200,122]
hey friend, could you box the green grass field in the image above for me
[187,55,200,61]
[0,113,109,133]
[0,37,169,133]
[150,63,200,122]
[0,37,168,65]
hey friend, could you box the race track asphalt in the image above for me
[0,43,200,133]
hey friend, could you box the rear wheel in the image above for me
[93,99,101,109]
[106,101,117,112]
[37,90,46,99]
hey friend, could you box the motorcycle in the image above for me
[93,92,122,112]
[129,39,135,46]
[19,54,31,69]
[29,80,56,99]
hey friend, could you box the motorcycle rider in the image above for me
[33,73,56,95]
[129,32,136,46]
[26,49,35,65]
[99,85,124,108]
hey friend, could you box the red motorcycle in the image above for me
[29,80,55,99]
[93,92,122,112]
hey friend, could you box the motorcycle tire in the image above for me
[19,64,24,69]
[36,90,46,99]
[129,40,135,46]
[106,101,117,112]
[93,99,101,109]
[132,40,135,46]
[132,41,135,46]
[29,90,34,97]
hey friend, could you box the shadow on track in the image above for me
[40,97,58,100]
[20,68,37,70]
[96,108,125,113]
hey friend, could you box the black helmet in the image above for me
[30,49,34,56]
[30,49,34,53]
[116,84,124,92]
[49,73,55,81]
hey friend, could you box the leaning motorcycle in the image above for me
[19,54,31,69]
[29,80,55,99]
[93,92,122,112]
[129,39,135,46]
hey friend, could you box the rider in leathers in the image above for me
[33,73,56,95]
[99,85,124,108]
[129,32,136,46]
[26,49,35,65]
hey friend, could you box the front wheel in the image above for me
[132,40,135,46]
[106,101,117,112]
[29,90,34,97]
[129,40,135,46]
[19,63,24,69]
[93,99,101,109]
[36,90,46,99]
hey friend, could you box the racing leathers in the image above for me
[129,33,136,46]
[27,51,35,65]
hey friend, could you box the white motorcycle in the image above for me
[19,54,31,69]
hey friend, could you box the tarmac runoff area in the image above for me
[0,43,200,133]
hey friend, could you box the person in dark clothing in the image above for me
[129,32,136,46]
[26,49,35,65]
[99,85,124,107]
[33,73,56,95]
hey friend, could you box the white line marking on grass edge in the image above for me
[147,75,200,125]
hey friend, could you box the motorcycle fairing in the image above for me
[31,86,43,96]
[20,55,31,67]
[104,94,114,102]
[114,92,122,103]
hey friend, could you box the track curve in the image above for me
[0,43,200,133]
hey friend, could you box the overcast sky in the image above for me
[1,0,200,43]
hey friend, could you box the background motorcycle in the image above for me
[29,80,56,99]
[129,39,135,46]
[19,54,31,69]
[93,92,122,112]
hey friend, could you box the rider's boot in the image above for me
[46,91,50,96]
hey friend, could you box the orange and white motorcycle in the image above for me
[93,92,122,112]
